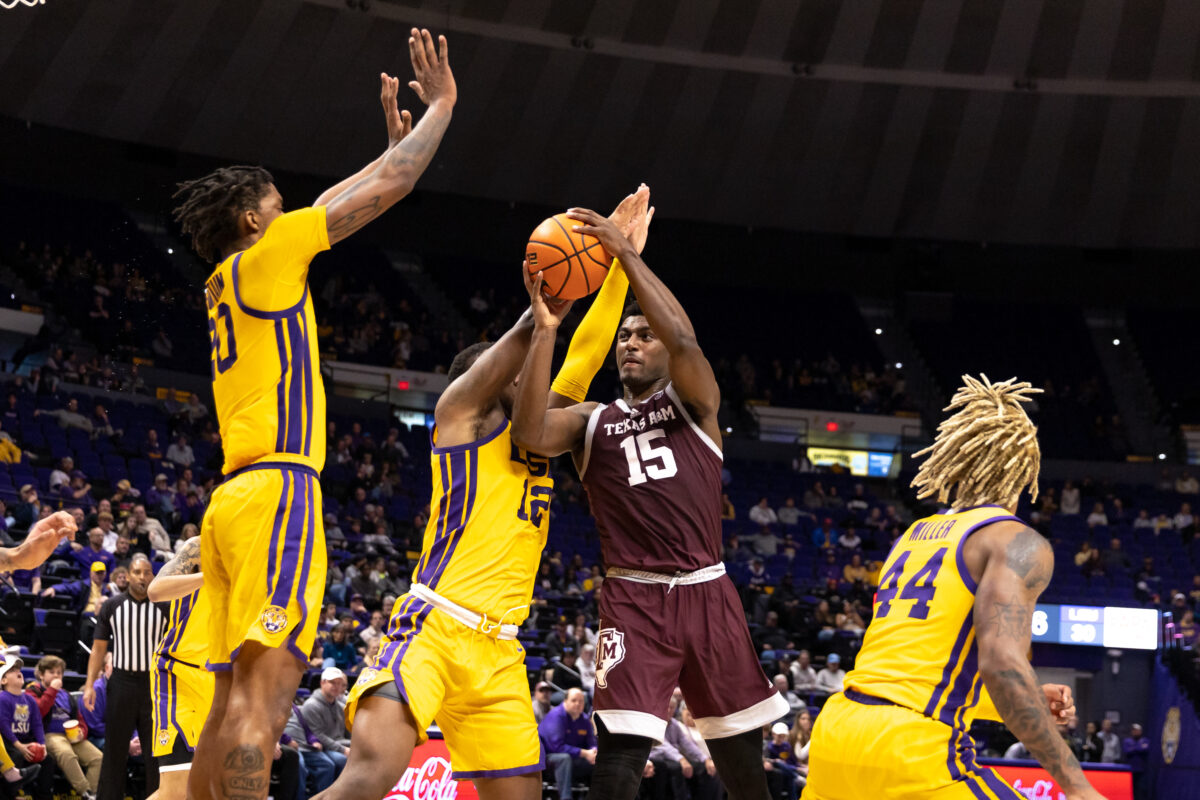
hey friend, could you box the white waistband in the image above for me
[606,563,726,591]
[409,584,519,640]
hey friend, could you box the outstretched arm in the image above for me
[323,29,456,245]
[314,73,414,207]
[511,273,595,457]
[975,523,1098,798]
[0,511,76,573]
[147,536,204,603]
[565,208,719,424]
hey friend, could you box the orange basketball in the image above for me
[526,213,612,300]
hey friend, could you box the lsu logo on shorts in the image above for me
[261,606,289,634]
[158,730,171,747]
[596,628,625,690]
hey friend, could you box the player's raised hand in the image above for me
[408,28,457,108]
[608,185,649,248]
[11,511,76,572]
[1043,683,1076,726]
[380,73,413,147]
[567,207,638,262]
[523,264,573,329]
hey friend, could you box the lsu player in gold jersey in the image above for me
[170,29,456,800]
[804,376,1108,800]
[313,191,651,800]
[144,536,210,800]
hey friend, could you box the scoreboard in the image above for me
[1029,604,1158,650]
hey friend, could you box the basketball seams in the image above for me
[526,213,608,299]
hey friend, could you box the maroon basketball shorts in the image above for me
[593,565,788,742]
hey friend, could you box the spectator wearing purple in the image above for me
[62,472,96,511]
[143,429,163,460]
[540,689,596,800]
[647,693,716,800]
[1122,724,1149,800]
[146,474,175,520]
[0,657,56,800]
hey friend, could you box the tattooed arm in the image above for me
[147,536,204,602]
[973,522,1104,800]
[323,29,456,245]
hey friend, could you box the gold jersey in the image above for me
[410,420,552,624]
[205,207,329,475]
[846,505,1021,729]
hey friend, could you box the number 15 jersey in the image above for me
[846,505,1022,729]
[204,207,329,475]
[579,383,724,574]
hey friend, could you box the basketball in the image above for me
[526,213,612,300]
[26,743,44,763]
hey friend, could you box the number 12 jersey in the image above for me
[846,505,1022,728]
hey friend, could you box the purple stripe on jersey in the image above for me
[414,455,450,580]
[419,452,468,587]
[232,253,310,320]
[955,515,1020,594]
[156,662,169,730]
[428,448,478,591]
[300,308,314,457]
[454,757,546,780]
[271,473,309,609]
[265,471,293,597]
[159,593,193,658]
[922,610,974,718]
[979,769,1023,798]
[938,639,980,726]
[273,320,289,453]
[288,476,316,653]
[381,599,432,703]
[284,315,305,453]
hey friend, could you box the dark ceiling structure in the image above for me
[4,0,1200,248]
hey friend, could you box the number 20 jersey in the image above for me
[204,207,329,475]
[580,383,724,573]
[846,505,1022,728]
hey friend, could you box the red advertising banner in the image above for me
[986,762,1132,800]
[382,739,479,800]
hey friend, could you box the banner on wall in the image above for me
[980,760,1132,800]
[1149,658,1200,798]
[383,738,479,800]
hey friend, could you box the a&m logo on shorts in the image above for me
[1163,706,1182,764]
[158,730,171,747]
[595,628,626,690]
[260,606,289,634]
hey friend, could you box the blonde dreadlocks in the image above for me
[911,374,1042,511]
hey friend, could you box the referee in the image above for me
[83,554,168,800]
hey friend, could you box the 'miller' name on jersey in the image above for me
[907,519,955,542]
[603,405,675,436]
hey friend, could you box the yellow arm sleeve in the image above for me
[550,259,629,403]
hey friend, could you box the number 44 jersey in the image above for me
[204,207,330,476]
[579,384,724,573]
[846,505,1023,726]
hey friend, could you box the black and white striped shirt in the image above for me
[94,592,169,673]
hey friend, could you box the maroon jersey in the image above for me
[579,384,723,573]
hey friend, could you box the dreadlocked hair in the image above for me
[911,374,1043,511]
[172,166,275,263]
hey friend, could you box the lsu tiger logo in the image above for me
[1164,706,1182,765]
[158,730,171,747]
[260,606,289,634]
[595,628,625,690]
[13,705,28,722]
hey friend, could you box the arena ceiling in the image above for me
[5,0,1200,248]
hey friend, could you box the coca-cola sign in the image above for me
[383,740,478,800]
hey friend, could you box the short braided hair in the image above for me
[172,166,274,263]
[911,374,1042,510]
